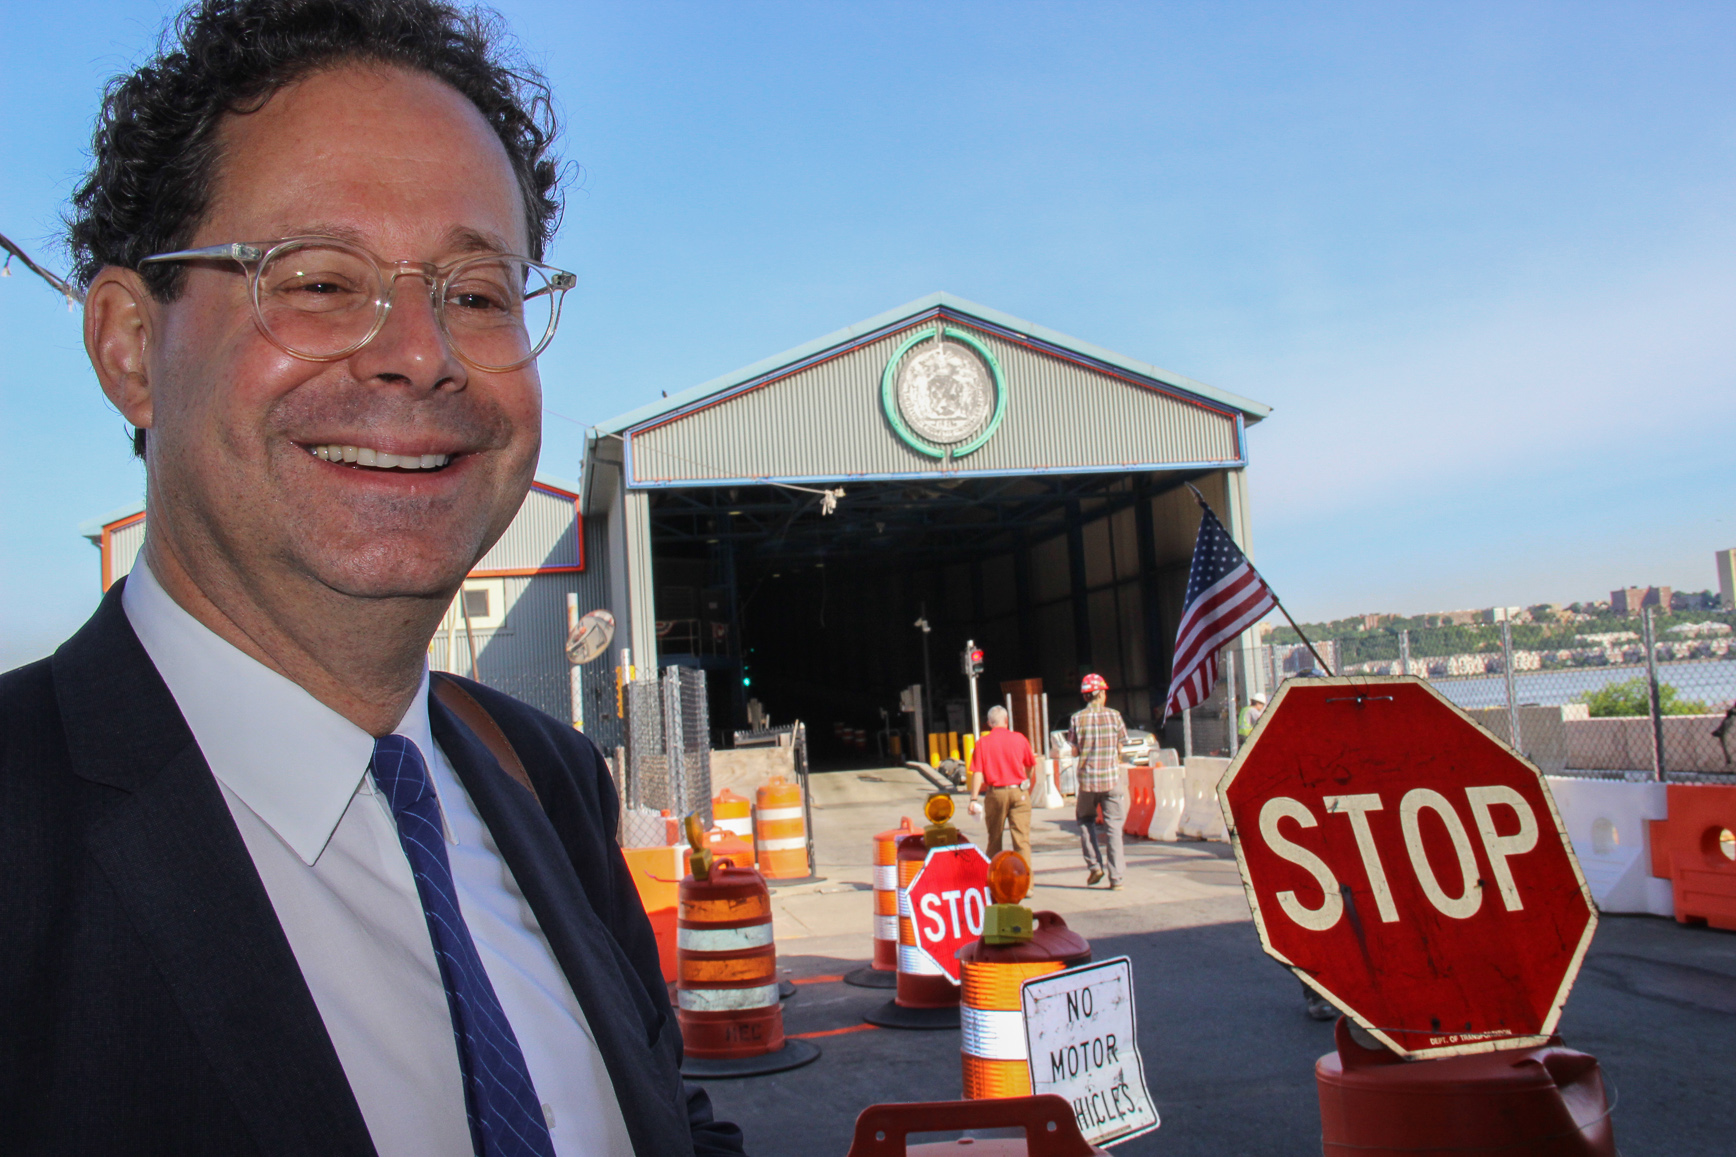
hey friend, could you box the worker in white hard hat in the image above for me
[1238,692,1269,741]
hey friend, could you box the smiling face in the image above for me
[139,63,542,610]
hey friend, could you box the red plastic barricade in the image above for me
[1649,783,1736,930]
[1317,1019,1615,1156]
[845,1095,1106,1156]
[1123,766,1155,839]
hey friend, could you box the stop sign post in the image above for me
[1219,676,1597,1059]
[907,843,993,984]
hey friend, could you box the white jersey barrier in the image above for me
[1149,765,1186,842]
[1176,757,1230,842]
[1544,776,1673,916]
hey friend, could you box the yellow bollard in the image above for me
[961,733,976,772]
[948,732,962,762]
[928,732,942,766]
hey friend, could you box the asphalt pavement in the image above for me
[701,764,1736,1156]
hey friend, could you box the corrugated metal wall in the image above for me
[475,484,581,571]
[629,318,1241,485]
[430,511,620,736]
[108,520,145,585]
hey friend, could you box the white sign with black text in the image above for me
[1020,957,1159,1147]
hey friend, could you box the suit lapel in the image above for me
[55,584,376,1157]
[431,703,692,1157]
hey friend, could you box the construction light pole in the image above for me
[914,607,933,732]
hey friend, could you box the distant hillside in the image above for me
[1268,599,1735,666]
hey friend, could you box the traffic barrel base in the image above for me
[844,966,897,989]
[865,998,960,1030]
[844,1095,1107,1156]
[1316,1018,1616,1156]
[680,1035,820,1079]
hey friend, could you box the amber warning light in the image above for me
[984,850,1034,945]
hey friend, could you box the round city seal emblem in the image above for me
[880,324,1008,459]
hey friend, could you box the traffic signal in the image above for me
[962,646,985,677]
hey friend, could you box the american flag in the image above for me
[1163,501,1278,722]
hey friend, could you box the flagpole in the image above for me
[1275,600,1334,676]
[1184,482,1334,678]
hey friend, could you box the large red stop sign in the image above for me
[1219,676,1597,1059]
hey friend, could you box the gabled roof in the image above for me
[588,292,1269,441]
[78,498,146,544]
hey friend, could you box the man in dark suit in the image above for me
[0,2,745,1154]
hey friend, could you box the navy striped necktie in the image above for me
[370,734,556,1157]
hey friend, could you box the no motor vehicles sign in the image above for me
[1021,957,1158,1148]
[1219,676,1597,1059]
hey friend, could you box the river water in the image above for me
[1420,659,1736,713]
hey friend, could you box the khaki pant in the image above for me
[983,784,1032,862]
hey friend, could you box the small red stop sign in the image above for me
[1219,676,1597,1059]
[906,843,992,984]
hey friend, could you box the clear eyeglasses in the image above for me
[139,237,577,372]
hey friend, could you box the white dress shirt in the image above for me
[122,562,633,1157]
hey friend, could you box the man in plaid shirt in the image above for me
[1069,673,1128,888]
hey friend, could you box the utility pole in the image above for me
[1642,605,1666,780]
[915,605,933,732]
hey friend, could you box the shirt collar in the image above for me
[122,560,437,866]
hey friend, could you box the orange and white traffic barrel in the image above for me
[713,789,754,862]
[754,774,811,880]
[701,825,753,871]
[868,795,968,1029]
[846,816,919,989]
[957,852,1091,1098]
[675,818,819,1078]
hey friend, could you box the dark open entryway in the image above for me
[648,471,1228,762]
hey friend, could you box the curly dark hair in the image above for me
[67,0,562,299]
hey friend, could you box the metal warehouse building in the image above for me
[582,293,1272,755]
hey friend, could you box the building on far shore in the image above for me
[1610,586,1670,617]
[1718,549,1736,611]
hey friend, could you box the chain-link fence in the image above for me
[450,660,626,755]
[618,666,713,847]
[1253,606,1736,782]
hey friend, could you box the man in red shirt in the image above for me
[966,705,1038,863]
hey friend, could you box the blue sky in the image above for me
[4,1,1733,667]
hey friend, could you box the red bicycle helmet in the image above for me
[1080,673,1109,695]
